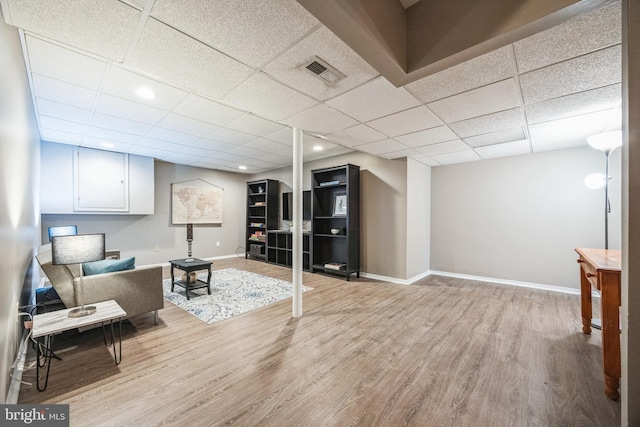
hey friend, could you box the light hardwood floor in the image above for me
[19,257,620,426]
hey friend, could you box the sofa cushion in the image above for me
[83,257,135,276]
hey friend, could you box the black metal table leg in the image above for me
[35,335,60,392]
[101,318,122,365]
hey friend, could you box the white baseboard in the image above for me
[6,330,29,404]
[428,270,581,295]
[362,269,582,296]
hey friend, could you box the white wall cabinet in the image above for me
[41,142,154,215]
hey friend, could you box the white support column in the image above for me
[292,128,303,318]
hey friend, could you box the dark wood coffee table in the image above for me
[169,258,212,300]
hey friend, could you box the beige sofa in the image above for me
[36,250,164,323]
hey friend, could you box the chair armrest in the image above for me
[75,265,164,318]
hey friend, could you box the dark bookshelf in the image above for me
[266,230,311,271]
[311,164,360,280]
[246,179,279,260]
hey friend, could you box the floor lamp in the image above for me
[586,130,622,250]
[51,233,106,317]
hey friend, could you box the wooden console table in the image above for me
[575,247,621,400]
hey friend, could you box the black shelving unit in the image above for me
[311,164,360,280]
[266,231,311,271]
[246,179,279,260]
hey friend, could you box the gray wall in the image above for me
[42,159,248,265]
[0,17,40,402]
[431,146,622,289]
[251,151,412,279]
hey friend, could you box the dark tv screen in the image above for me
[282,191,311,221]
[48,225,78,242]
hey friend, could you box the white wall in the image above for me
[406,158,431,279]
[0,16,40,403]
[431,146,622,289]
[42,159,248,265]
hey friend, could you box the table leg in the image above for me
[580,269,592,334]
[185,271,191,300]
[206,266,212,295]
[170,265,175,292]
[35,335,58,392]
[601,273,621,401]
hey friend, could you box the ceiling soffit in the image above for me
[296,0,614,86]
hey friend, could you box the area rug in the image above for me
[162,268,313,324]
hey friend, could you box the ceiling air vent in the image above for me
[304,56,346,86]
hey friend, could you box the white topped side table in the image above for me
[32,299,126,391]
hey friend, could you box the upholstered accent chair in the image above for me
[36,250,164,323]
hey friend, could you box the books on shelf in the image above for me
[319,180,341,187]
[250,222,264,228]
[253,201,265,206]
[324,262,346,271]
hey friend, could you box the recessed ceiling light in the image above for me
[238,165,247,170]
[313,145,324,152]
[101,142,114,148]
[135,87,156,100]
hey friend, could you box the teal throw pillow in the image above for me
[83,257,135,276]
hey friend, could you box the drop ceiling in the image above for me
[0,0,622,173]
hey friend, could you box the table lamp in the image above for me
[51,233,105,317]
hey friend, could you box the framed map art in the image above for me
[171,179,223,225]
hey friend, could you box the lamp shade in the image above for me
[587,130,622,152]
[51,234,105,265]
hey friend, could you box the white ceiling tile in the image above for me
[163,152,208,166]
[86,126,140,144]
[475,139,531,159]
[414,140,469,156]
[158,114,219,138]
[283,104,358,134]
[258,152,291,165]
[39,116,86,135]
[525,84,621,124]
[192,138,238,152]
[40,128,83,145]
[32,74,97,109]
[327,124,386,147]
[519,46,621,104]
[150,0,319,68]
[430,150,481,165]
[102,66,189,110]
[355,139,406,155]
[81,138,133,153]
[227,145,264,158]
[263,26,379,100]
[243,138,290,153]
[95,94,168,125]
[225,73,318,121]
[130,18,254,100]
[463,127,526,148]
[406,46,514,103]
[6,0,140,61]
[36,98,91,124]
[529,108,621,152]
[214,152,253,163]
[264,127,295,145]
[173,94,245,126]
[428,79,521,123]
[177,146,220,158]
[127,144,173,158]
[90,113,154,136]
[146,127,200,145]
[449,108,524,138]
[326,77,421,122]
[210,128,256,144]
[413,156,440,167]
[395,126,458,148]
[366,106,442,137]
[136,137,189,152]
[379,149,421,160]
[25,36,107,90]
[514,1,621,73]
[225,114,284,137]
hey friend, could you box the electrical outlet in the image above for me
[216,241,220,247]
[153,244,160,252]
